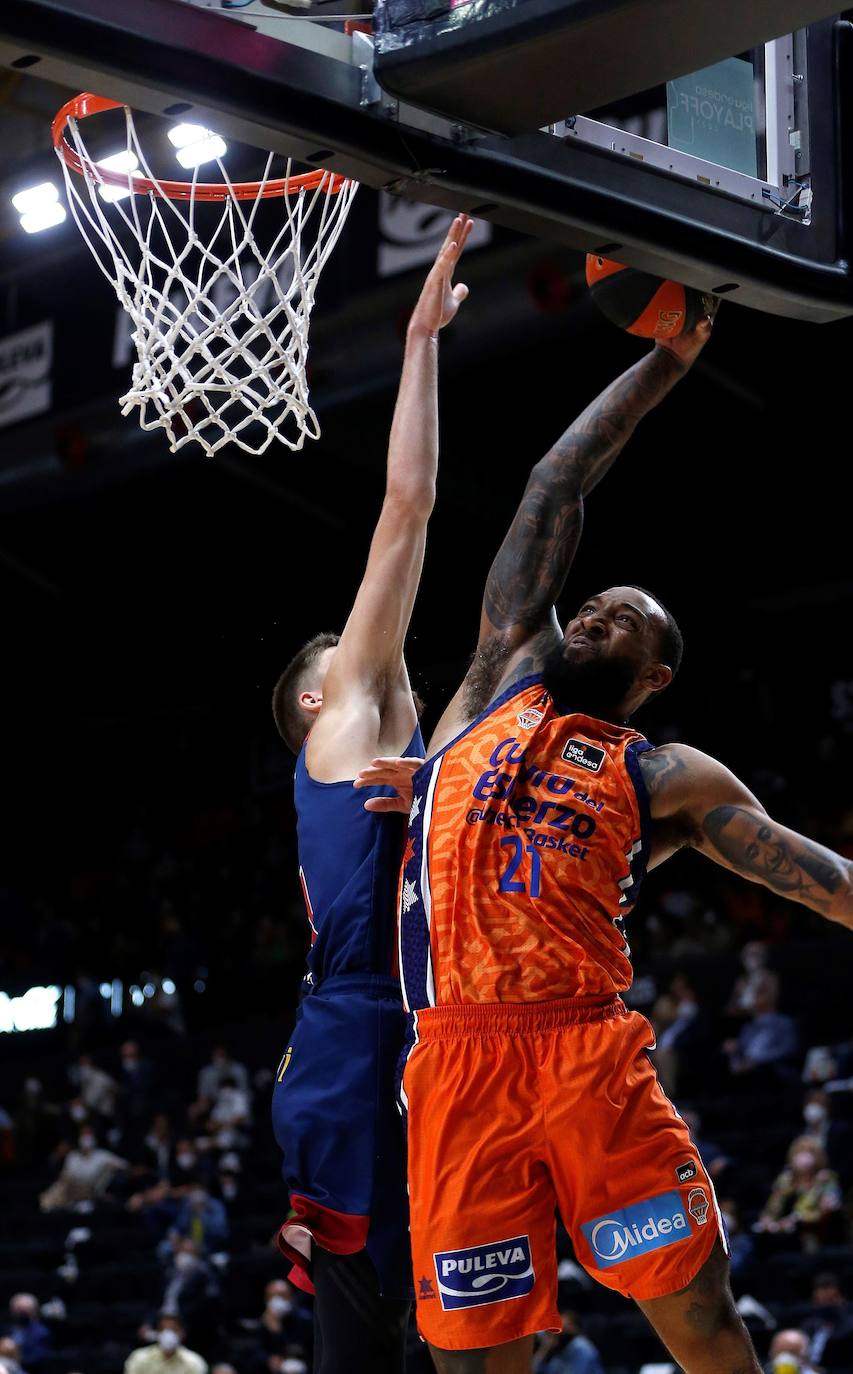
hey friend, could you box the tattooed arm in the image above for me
[640,744,853,928]
[459,322,713,711]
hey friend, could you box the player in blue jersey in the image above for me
[269,215,473,1374]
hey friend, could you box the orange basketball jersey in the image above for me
[398,674,653,1009]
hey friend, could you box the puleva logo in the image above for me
[581,1192,691,1270]
[433,1235,534,1310]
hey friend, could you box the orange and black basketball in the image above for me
[585,255,712,339]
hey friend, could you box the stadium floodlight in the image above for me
[12,181,66,233]
[167,123,227,169]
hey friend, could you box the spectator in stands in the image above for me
[169,1141,216,1194]
[13,1080,60,1159]
[210,1366,237,1374]
[723,981,799,1081]
[1,1296,51,1370]
[0,1338,25,1374]
[755,1136,843,1250]
[70,1053,118,1122]
[802,1088,831,1147]
[718,1198,755,1281]
[119,1040,158,1128]
[161,1240,222,1338]
[205,1077,251,1152]
[196,1048,250,1107]
[802,1036,853,1087]
[650,971,711,1096]
[766,1328,817,1373]
[138,1114,176,1184]
[124,1316,207,1374]
[171,1187,229,1253]
[533,1310,605,1374]
[726,940,779,1018]
[215,1153,242,1210]
[128,1139,216,1233]
[679,1108,732,1183]
[802,1272,853,1371]
[39,1128,127,1211]
[249,1281,312,1364]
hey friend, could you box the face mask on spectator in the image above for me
[267,1296,292,1317]
[176,1151,196,1170]
[770,1357,801,1374]
[792,1151,816,1172]
[70,1103,87,1123]
[174,1253,196,1273]
[220,1178,239,1200]
[79,1134,96,1153]
[158,1330,181,1353]
[189,1189,207,1208]
[804,1102,826,1126]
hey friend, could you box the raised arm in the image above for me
[640,744,853,929]
[307,216,472,777]
[478,323,712,660]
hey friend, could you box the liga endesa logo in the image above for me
[581,1191,692,1269]
[433,1235,534,1310]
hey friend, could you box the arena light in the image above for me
[96,150,140,203]
[161,978,176,995]
[167,123,227,169]
[0,985,62,1033]
[11,181,67,234]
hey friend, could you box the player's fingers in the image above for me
[355,772,411,790]
[441,215,474,264]
[370,757,424,769]
[452,283,469,304]
[353,763,421,788]
[438,216,467,258]
[362,796,411,814]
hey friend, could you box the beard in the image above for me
[541,642,637,720]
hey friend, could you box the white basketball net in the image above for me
[56,104,357,457]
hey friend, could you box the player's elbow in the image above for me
[828,862,853,930]
[383,481,436,520]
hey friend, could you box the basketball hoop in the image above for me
[53,94,358,457]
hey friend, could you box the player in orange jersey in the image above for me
[356,317,853,1374]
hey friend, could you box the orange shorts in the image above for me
[404,996,725,1349]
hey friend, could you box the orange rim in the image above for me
[52,93,348,201]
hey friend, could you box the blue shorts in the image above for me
[272,973,412,1301]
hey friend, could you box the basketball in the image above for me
[585,254,712,339]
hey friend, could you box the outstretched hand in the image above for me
[656,294,719,369]
[353,756,425,814]
[408,214,474,337]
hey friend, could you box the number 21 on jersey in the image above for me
[498,835,541,897]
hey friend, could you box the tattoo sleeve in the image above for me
[481,347,686,636]
[701,805,853,923]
